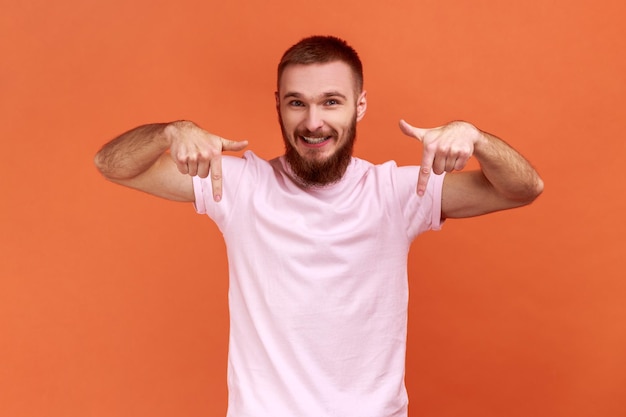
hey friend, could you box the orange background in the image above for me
[1,0,625,416]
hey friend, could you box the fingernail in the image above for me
[214,195,221,202]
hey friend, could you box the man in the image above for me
[95,36,543,417]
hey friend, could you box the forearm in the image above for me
[473,129,544,203]
[94,123,172,180]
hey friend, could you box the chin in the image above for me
[278,114,358,186]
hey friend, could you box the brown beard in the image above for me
[279,114,357,187]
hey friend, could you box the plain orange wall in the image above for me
[1,0,625,416]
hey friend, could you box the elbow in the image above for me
[533,176,545,199]
[93,151,107,175]
[93,150,122,181]
[498,174,544,209]
[93,151,111,179]
[517,174,545,206]
[93,151,104,172]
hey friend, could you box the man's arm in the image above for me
[399,119,543,219]
[94,120,248,202]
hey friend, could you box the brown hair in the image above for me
[277,35,364,93]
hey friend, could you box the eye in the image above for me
[289,100,304,107]
[325,99,339,106]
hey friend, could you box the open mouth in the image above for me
[301,135,331,145]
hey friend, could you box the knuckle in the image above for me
[174,150,188,162]
[424,142,438,152]
[198,149,212,160]
[436,143,449,153]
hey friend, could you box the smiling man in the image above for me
[278,56,366,187]
[95,36,543,417]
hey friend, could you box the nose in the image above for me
[304,106,324,132]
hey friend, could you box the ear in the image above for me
[275,91,280,110]
[356,91,367,122]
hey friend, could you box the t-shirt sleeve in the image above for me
[393,165,445,240]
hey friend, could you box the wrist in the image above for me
[470,125,490,157]
[164,120,194,146]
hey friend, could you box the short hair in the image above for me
[277,35,364,93]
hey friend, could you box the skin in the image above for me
[277,62,366,163]
[399,119,544,218]
[276,62,366,186]
[94,121,247,202]
[94,60,543,218]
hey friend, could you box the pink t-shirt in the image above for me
[193,151,444,417]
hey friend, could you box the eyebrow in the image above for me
[282,91,348,100]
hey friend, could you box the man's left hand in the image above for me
[399,119,481,196]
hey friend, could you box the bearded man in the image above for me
[95,36,543,417]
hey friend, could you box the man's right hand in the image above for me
[166,121,248,202]
[95,120,248,203]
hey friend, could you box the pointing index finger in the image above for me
[399,120,431,196]
[210,154,223,202]
[417,146,434,197]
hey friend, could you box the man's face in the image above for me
[276,61,367,186]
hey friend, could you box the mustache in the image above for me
[294,128,337,137]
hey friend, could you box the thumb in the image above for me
[399,119,427,142]
[221,138,249,152]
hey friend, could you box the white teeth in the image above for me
[302,136,328,144]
